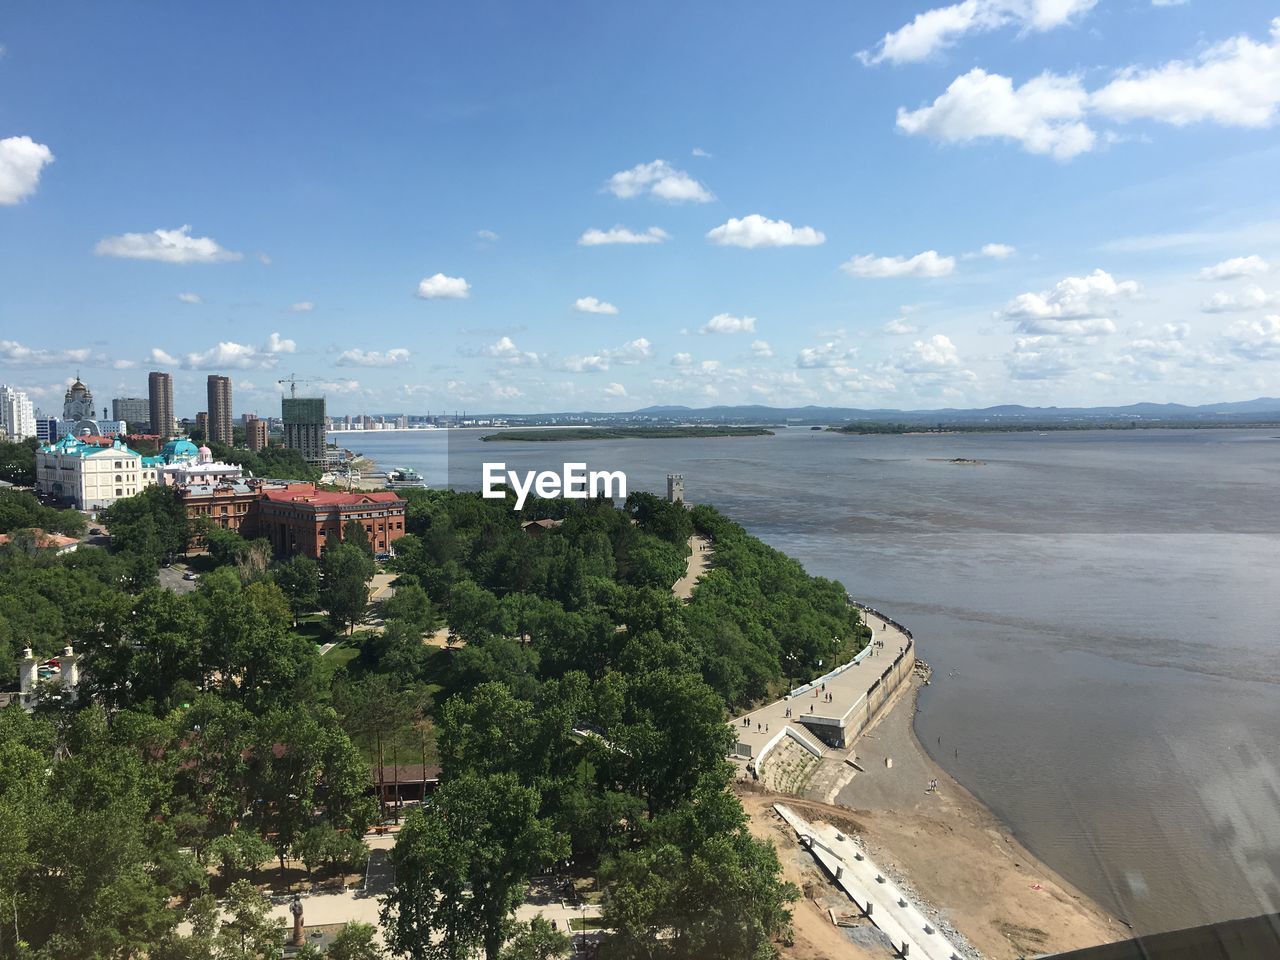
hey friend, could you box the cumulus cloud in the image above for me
[976,242,1017,258]
[896,334,962,373]
[482,336,540,366]
[671,352,693,367]
[1224,313,1280,359]
[337,348,411,367]
[996,269,1139,336]
[0,340,90,366]
[0,135,55,204]
[604,338,654,363]
[859,0,1096,66]
[797,341,858,369]
[94,225,243,264]
[182,341,271,370]
[701,313,757,334]
[417,273,471,299]
[574,296,619,315]
[1007,335,1078,380]
[1091,18,1280,128]
[1200,286,1279,312]
[476,229,499,242]
[606,159,713,203]
[263,332,296,354]
[603,382,628,398]
[177,292,203,304]
[553,338,654,373]
[751,339,774,358]
[898,19,1280,159]
[1197,255,1269,280]
[706,214,826,248]
[883,317,920,334]
[841,250,956,278]
[289,301,315,312]
[897,69,1094,160]
[578,225,670,246]
[150,348,180,366]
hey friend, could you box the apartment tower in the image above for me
[148,371,174,440]
[207,375,233,445]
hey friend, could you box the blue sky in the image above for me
[2,2,1279,416]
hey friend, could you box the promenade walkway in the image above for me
[730,609,913,763]
[672,534,712,600]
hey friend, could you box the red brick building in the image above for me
[256,486,407,558]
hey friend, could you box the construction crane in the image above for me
[277,373,325,398]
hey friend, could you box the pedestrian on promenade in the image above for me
[765,724,769,733]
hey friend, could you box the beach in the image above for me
[738,673,1127,960]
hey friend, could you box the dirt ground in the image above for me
[739,677,1129,960]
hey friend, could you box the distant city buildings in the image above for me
[207,375,233,445]
[195,411,208,437]
[283,395,326,463]
[112,396,150,432]
[0,385,37,441]
[149,371,174,440]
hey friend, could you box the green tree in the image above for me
[382,580,435,635]
[273,554,320,624]
[343,517,373,555]
[215,879,285,959]
[321,542,375,634]
[382,772,569,960]
[0,437,37,485]
[104,484,189,562]
[326,921,383,960]
[500,917,571,960]
[207,828,274,881]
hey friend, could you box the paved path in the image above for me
[672,534,712,600]
[729,611,911,760]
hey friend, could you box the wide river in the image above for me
[333,426,1280,934]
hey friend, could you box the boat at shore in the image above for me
[385,466,428,490]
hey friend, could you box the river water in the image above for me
[333,426,1280,934]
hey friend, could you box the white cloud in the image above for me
[859,0,1096,66]
[692,147,711,158]
[671,352,693,367]
[182,341,270,370]
[337,348,411,367]
[706,214,826,249]
[574,296,619,315]
[476,229,499,241]
[899,19,1280,160]
[578,225,670,246]
[1200,286,1279,313]
[1007,335,1078,380]
[883,318,920,335]
[94,225,243,264]
[897,334,962,373]
[1197,255,1269,280]
[1091,18,1280,128]
[797,341,858,369]
[289,301,315,312]
[606,159,713,203]
[489,382,523,400]
[751,339,774,358]
[0,135,55,204]
[978,242,1017,258]
[557,354,610,373]
[603,382,628,398]
[604,338,653,363]
[897,69,1094,160]
[1151,0,1188,6]
[841,250,956,278]
[482,336,540,366]
[263,332,296,354]
[0,340,90,366]
[177,292,203,304]
[554,338,654,374]
[996,268,1139,336]
[1224,314,1280,359]
[416,273,471,299]
[701,313,757,334]
[150,348,180,366]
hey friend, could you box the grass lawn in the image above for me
[568,917,608,931]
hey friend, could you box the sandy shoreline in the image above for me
[740,674,1127,960]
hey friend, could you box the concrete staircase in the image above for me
[760,734,822,794]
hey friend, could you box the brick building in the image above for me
[255,486,406,558]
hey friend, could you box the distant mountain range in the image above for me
[498,397,1280,425]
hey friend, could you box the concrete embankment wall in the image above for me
[818,641,916,748]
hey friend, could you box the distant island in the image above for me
[481,426,774,441]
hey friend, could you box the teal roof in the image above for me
[161,438,200,463]
[43,434,143,459]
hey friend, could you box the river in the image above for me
[332,425,1280,934]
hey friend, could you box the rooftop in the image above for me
[261,485,403,507]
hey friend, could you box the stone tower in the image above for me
[667,473,685,504]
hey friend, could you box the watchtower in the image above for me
[667,473,685,504]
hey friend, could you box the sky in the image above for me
[2,2,1280,417]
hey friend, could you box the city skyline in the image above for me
[3,4,1280,415]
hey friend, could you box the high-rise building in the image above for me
[149,372,174,440]
[0,385,37,441]
[207,375,233,445]
[195,411,209,438]
[112,397,150,432]
[283,395,326,463]
[246,416,269,451]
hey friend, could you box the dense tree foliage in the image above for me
[0,438,37,486]
[0,489,86,537]
[205,440,321,483]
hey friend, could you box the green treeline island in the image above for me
[0,480,869,960]
[481,425,773,441]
